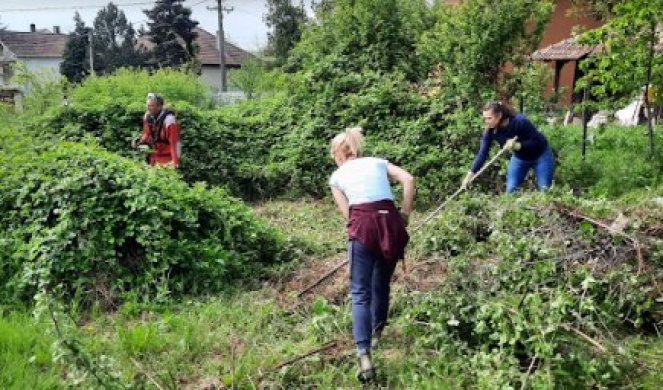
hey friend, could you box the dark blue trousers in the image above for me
[348,240,397,353]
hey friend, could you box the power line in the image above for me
[188,0,211,7]
[0,1,156,13]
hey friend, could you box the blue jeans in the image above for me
[506,146,554,193]
[348,240,397,353]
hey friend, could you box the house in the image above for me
[1,24,253,102]
[194,27,254,93]
[0,24,66,107]
[530,0,604,107]
[0,24,66,77]
[531,37,600,110]
[137,27,255,93]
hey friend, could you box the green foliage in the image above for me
[407,192,662,388]
[264,0,308,66]
[569,0,621,19]
[575,0,663,127]
[38,0,560,205]
[143,0,199,69]
[504,61,558,121]
[545,124,663,197]
[0,127,296,305]
[418,0,553,103]
[60,12,92,83]
[68,67,211,109]
[291,0,431,78]
[91,2,146,74]
[0,311,59,389]
[228,59,286,99]
[35,95,288,200]
[11,62,66,115]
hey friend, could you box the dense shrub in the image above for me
[27,0,560,204]
[69,68,212,110]
[405,191,663,388]
[34,94,294,200]
[546,124,663,197]
[417,0,552,104]
[0,128,297,305]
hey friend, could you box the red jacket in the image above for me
[140,110,181,167]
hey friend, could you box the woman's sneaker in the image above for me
[357,352,375,383]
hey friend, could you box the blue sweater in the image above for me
[470,114,549,173]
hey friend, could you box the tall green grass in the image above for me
[0,311,59,389]
[545,124,663,197]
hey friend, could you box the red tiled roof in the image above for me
[532,37,601,61]
[195,27,253,66]
[138,27,253,66]
[0,30,66,58]
[533,34,663,61]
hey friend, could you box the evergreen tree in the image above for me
[264,0,308,66]
[92,2,146,74]
[143,0,199,68]
[60,12,92,83]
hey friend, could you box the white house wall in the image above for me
[201,65,244,93]
[23,58,62,76]
[201,65,223,93]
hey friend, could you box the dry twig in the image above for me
[131,358,166,390]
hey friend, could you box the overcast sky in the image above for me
[0,0,312,52]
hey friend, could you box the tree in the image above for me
[92,2,146,74]
[143,0,199,68]
[418,0,553,105]
[291,0,431,78]
[264,0,308,66]
[60,12,92,83]
[311,0,334,16]
[576,0,663,155]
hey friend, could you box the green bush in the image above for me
[0,311,59,388]
[27,0,562,205]
[34,94,294,200]
[69,68,212,110]
[406,191,662,388]
[0,128,296,305]
[545,124,663,197]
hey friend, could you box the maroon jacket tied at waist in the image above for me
[348,199,409,262]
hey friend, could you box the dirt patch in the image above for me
[392,255,447,292]
[270,252,448,311]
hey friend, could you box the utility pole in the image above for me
[88,30,95,77]
[208,0,234,92]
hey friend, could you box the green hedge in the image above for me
[546,124,663,197]
[35,96,294,200]
[406,191,663,387]
[36,70,502,205]
[0,128,296,305]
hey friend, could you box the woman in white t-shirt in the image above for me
[328,127,415,382]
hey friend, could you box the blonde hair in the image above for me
[330,127,364,159]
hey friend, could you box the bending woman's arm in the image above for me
[331,186,350,221]
[469,131,492,173]
[387,163,415,215]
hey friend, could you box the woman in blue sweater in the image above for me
[462,101,554,193]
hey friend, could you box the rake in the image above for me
[297,142,513,297]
